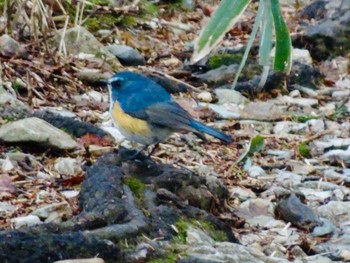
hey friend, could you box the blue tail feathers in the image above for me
[190,120,232,143]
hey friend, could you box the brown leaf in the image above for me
[78,134,113,147]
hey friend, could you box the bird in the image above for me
[106,71,231,156]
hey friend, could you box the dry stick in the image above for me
[141,67,202,93]
[58,15,69,55]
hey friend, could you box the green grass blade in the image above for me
[270,0,292,72]
[232,0,265,89]
[191,0,251,63]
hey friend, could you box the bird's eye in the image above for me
[110,78,122,88]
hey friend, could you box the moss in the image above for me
[298,143,311,158]
[208,53,243,69]
[173,218,228,244]
[124,177,145,198]
[291,115,318,123]
[148,252,178,263]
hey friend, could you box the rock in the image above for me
[245,215,285,229]
[195,64,238,85]
[50,26,114,58]
[31,201,73,223]
[318,201,350,222]
[0,117,77,150]
[275,171,302,186]
[11,215,42,229]
[247,166,267,178]
[197,91,213,103]
[236,198,274,219]
[294,6,350,60]
[229,186,256,201]
[289,89,301,98]
[54,157,82,176]
[273,121,307,135]
[199,103,240,119]
[294,85,318,98]
[81,90,107,103]
[307,119,325,133]
[181,0,195,11]
[299,0,350,20]
[215,88,249,105]
[322,147,350,164]
[5,152,38,169]
[0,202,16,214]
[322,56,349,81]
[267,150,292,160]
[0,34,28,58]
[311,218,336,237]
[275,193,320,230]
[280,96,318,107]
[53,259,105,263]
[106,44,145,66]
[332,90,350,98]
[0,85,27,109]
[61,190,80,199]
[292,48,313,65]
[241,101,284,121]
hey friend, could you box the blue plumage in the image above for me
[107,71,232,145]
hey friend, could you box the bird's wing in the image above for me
[125,101,195,131]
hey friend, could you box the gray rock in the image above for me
[215,88,249,105]
[0,117,77,150]
[181,0,195,10]
[281,96,318,107]
[50,26,114,58]
[54,157,82,176]
[312,218,336,237]
[0,34,28,58]
[241,101,284,121]
[318,201,350,222]
[106,44,145,66]
[5,152,38,168]
[247,166,267,178]
[0,202,16,214]
[199,103,240,119]
[31,201,73,223]
[195,64,238,84]
[274,121,307,134]
[11,215,42,229]
[292,48,313,65]
[0,85,27,108]
[307,119,325,133]
[197,91,213,103]
[267,150,292,160]
[274,170,302,186]
[245,215,285,228]
[332,90,350,98]
[322,147,350,164]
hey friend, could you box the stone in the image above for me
[289,90,301,98]
[54,157,82,176]
[11,215,42,229]
[195,64,239,84]
[267,150,292,160]
[307,119,325,133]
[0,117,77,150]
[322,147,350,164]
[197,91,213,103]
[0,202,16,214]
[273,121,307,135]
[318,201,350,222]
[50,26,114,58]
[241,101,284,121]
[247,166,267,178]
[292,48,313,65]
[31,201,73,223]
[281,96,318,107]
[106,44,145,66]
[311,218,336,237]
[81,90,107,103]
[199,103,240,119]
[0,34,28,58]
[215,88,249,105]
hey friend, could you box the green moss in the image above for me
[124,177,145,198]
[149,252,178,263]
[208,53,243,69]
[291,115,319,123]
[173,218,228,244]
[298,143,311,158]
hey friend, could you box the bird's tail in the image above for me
[190,120,232,143]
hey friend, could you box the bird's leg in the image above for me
[125,144,150,160]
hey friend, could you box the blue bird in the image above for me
[106,72,231,154]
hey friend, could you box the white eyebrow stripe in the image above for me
[108,76,122,84]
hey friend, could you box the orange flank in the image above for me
[112,101,151,136]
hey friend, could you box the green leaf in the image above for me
[236,135,265,164]
[232,0,264,88]
[248,135,265,154]
[270,0,292,72]
[298,143,311,158]
[191,0,251,63]
[259,0,273,67]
